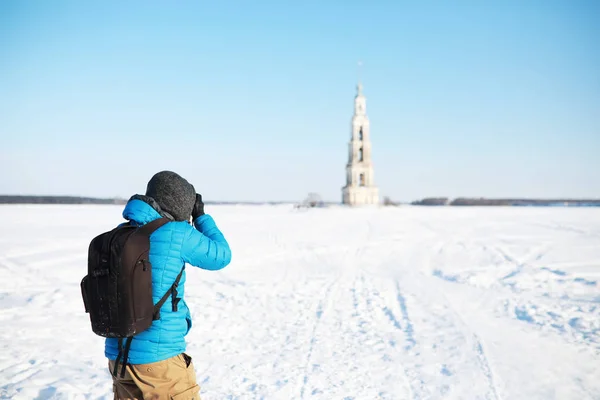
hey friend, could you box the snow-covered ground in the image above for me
[1,204,599,400]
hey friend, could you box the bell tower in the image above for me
[342,81,380,205]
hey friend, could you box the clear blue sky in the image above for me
[1,0,599,202]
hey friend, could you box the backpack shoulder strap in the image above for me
[137,217,169,237]
[112,337,134,378]
[153,266,185,320]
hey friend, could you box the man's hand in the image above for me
[192,193,205,220]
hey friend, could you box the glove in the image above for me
[192,193,205,220]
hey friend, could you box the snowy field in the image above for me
[1,204,599,400]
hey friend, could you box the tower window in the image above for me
[359,147,363,162]
[359,127,363,141]
[359,173,365,187]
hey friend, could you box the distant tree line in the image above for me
[0,195,126,205]
[411,197,600,207]
[0,196,307,205]
[410,197,449,206]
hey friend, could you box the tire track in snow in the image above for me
[404,275,504,400]
[351,273,415,399]
[473,333,502,400]
[386,279,419,399]
[431,279,503,400]
[399,238,505,400]
[527,221,600,238]
[492,243,550,283]
[389,280,417,400]
[395,281,416,351]
[382,306,401,330]
[0,256,37,284]
[297,220,375,399]
[494,247,525,281]
[298,277,339,399]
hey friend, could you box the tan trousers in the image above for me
[108,353,201,400]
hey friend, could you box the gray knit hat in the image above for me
[145,171,196,221]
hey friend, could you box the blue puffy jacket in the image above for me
[104,197,232,364]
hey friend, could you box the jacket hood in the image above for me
[122,194,173,225]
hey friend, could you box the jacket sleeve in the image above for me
[182,214,232,270]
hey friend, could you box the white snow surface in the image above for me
[1,204,599,400]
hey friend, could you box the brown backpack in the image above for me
[80,217,184,377]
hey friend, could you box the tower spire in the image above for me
[357,61,363,95]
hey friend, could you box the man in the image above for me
[106,171,232,399]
